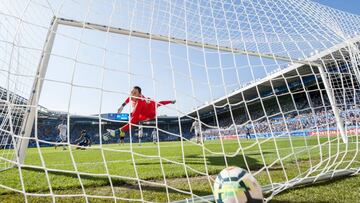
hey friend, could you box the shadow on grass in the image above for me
[136,152,282,172]
[269,175,360,203]
[206,152,283,171]
[5,166,210,197]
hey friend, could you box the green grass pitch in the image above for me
[0,136,359,202]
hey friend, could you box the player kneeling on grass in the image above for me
[55,121,67,150]
[75,130,92,150]
[104,86,175,142]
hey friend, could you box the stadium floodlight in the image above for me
[0,0,360,202]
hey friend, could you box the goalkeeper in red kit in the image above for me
[105,86,175,140]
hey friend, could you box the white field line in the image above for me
[46,142,350,168]
[21,136,349,154]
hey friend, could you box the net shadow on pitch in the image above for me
[15,166,210,196]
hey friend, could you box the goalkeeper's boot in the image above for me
[171,100,176,104]
[106,129,125,138]
[106,129,118,137]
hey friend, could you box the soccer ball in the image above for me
[213,166,263,203]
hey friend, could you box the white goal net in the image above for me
[1,0,360,202]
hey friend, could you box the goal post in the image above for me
[16,17,59,165]
[317,63,348,144]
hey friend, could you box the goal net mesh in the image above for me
[1,0,360,202]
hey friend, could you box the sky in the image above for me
[2,0,360,117]
[314,0,360,15]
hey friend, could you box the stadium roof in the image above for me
[187,34,360,118]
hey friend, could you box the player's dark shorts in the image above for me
[120,136,125,141]
[78,140,90,146]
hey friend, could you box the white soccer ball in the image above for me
[103,134,109,141]
[213,166,263,203]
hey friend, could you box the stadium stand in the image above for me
[20,90,359,147]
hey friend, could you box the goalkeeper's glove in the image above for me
[117,106,124,113]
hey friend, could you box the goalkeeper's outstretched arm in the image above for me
[118,97,130,113]
[118,86,143,113]
[157,100,176,107]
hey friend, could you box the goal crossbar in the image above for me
[57,17,317,66]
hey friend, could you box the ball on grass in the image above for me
[213,166,263,203]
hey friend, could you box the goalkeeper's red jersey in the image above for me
[121,95,172,132]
